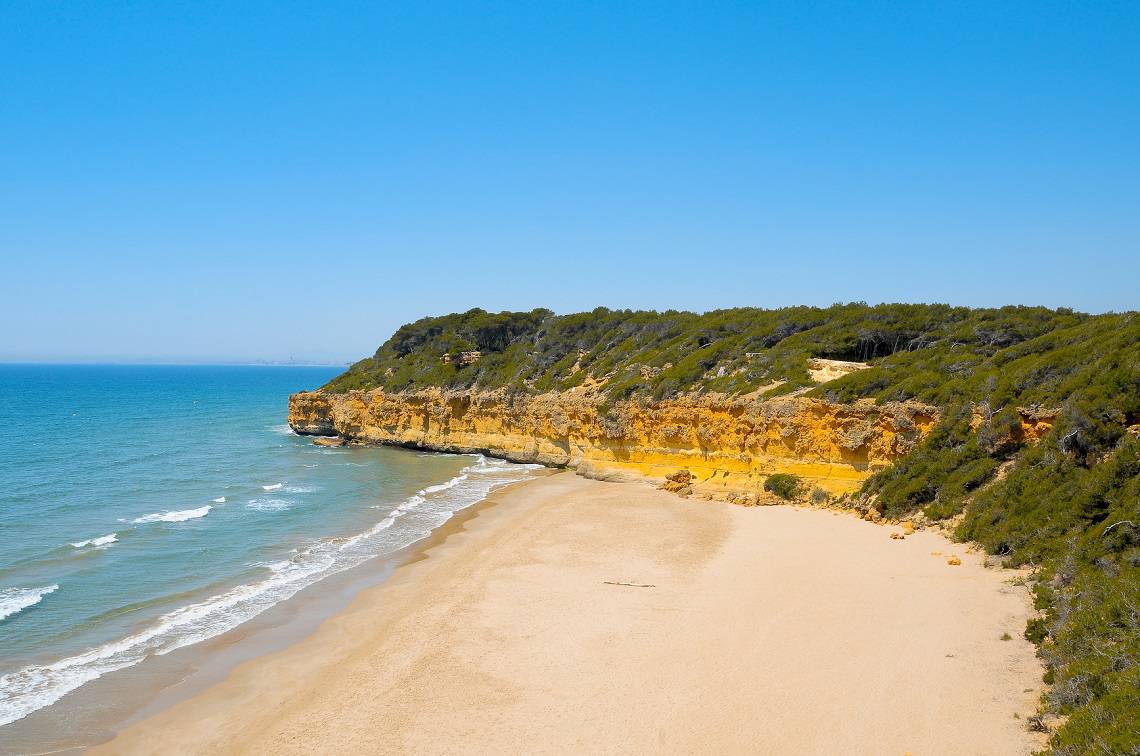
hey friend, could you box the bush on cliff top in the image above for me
[322,303,1122,409]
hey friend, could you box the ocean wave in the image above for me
[131,506,212,524]
[421,474,468,495]
[212,497,226,503]
[261,483,283,491]
[69,533,118,549]
[468,455,544,474]
[268,424,297,436]
[372,493,426,512]
[282,485,314,494]
[0,455,539,728]
[246,498,291,512]
[0,585,58,622]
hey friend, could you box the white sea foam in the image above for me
[70,533,118,549]
[0,585,58,622]
[212,497,226,503]
[0,455,539,728]
[261,483,283,491]
[246,498,291,512]
[131,506,211,524]
[421,474,468,494]
[283,485,313,494]
[269,424,296,436]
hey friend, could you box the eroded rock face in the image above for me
[288,389,937,499]
[969,403,1061,444]
[287,392,338,436]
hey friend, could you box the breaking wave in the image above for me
[131,506,211,524]
[0,585,58,622]
[69,534,118,549]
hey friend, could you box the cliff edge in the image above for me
[288,389,938,500]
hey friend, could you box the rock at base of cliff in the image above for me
[313,437,347,447]
[660,469,694,497]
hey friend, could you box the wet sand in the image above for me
[93,472,1044,755]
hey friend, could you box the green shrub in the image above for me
[1024,618,1049,644]
[764,473,803,500]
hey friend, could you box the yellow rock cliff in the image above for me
[288,389,938,499]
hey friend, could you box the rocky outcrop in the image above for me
[660,469,694,496]
[288,388,938,498]
[288,393,339,436]
[969,403,1061,444]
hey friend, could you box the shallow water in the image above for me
[0,365,539,738]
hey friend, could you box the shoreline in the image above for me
[105,466,560,735]
[0,460,553,755]
[94,472,1046,755]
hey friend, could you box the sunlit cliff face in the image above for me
[289,389,938,500]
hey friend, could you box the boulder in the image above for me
[660,469,694,496]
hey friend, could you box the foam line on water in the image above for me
[0,585,58,622]
[246,498,292,512]
[131,506,212,524]
[69,534,118,549]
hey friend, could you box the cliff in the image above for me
[288,389,938,500]
[289,304,1140,751]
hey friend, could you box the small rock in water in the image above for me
[313,436,347,447]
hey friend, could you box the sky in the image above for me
[1,1,1137,364]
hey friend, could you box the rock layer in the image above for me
[288,389,938,498]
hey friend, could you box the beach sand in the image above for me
[93,472,1044,755]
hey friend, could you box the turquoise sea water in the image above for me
[0,365,539,733]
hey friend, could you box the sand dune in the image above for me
[95,472,1043,755]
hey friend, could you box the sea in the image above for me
[0,365,540,749]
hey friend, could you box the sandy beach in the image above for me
[93,472,1044,755]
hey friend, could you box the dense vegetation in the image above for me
[324,304,1139,752]
[326,303,1102,402]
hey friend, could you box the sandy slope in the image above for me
[94,472,1043,755]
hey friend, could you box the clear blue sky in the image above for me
[2,1,1137,363]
